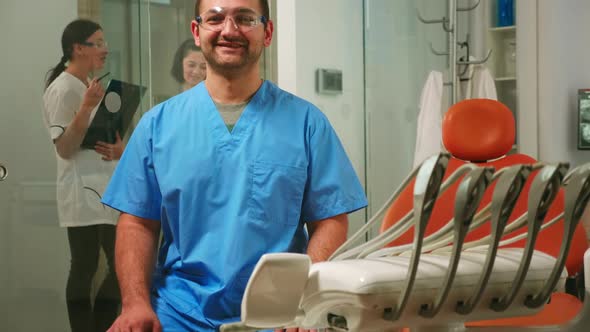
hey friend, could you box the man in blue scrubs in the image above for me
[103,0,367,331]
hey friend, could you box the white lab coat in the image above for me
[413,71,443,167]
[42,71,118,227]
[460,60,498,100]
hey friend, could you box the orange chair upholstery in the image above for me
[380,99,588,325]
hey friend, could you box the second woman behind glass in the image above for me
[171,38,207,91]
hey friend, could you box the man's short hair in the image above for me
[194,0,270,24]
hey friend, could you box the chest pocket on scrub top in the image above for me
[248,161,307,226]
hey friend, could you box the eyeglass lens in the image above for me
[85,41,108,49]
[197,7,265,32]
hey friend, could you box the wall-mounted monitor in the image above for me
[578,89,590,150]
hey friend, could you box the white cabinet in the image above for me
[485,0,518,147]
[488,26,516,80]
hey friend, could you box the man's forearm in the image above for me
[306,214,349,263]
[116,213,160,308]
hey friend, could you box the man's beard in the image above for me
[203,39,263,74]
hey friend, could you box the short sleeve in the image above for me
[101,112,162,221]
[301,111,368,222]
[43,88,81,140]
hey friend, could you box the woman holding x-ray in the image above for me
[42,19,123,332]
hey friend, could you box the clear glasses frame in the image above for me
[195,7,267,32]
[82,41,109,49]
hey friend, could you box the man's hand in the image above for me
[107,304,162,332]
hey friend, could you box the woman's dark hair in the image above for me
[171,39,202,84]
[194,0,270,24]
[45,19,102,89]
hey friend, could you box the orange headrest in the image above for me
[442,99,515,162]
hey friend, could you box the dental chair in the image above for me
[380,98,589,328]
[221,99,590,332]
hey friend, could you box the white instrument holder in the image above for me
[220,157,590,332]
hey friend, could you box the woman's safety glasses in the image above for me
[82,40,109,50]
[196,7,267,32]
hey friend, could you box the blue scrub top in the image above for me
[102,80,367,329]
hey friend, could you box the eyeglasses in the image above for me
[196,6,267,32]
[82,40,108,49]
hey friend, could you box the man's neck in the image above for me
[205,67,263,104]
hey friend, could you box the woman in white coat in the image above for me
[42,19,123,332]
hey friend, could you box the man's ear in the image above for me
[191,20,201,47]
[263,20,274,47]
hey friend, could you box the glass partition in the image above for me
[0,1,150,330]
[0,0,450,330]
[101,0,150,121]
[0,1,272,330]
[363,0,449,235]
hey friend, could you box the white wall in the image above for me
[0,1,77,330]
[536,0,590,166]
[277,0,367,235]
